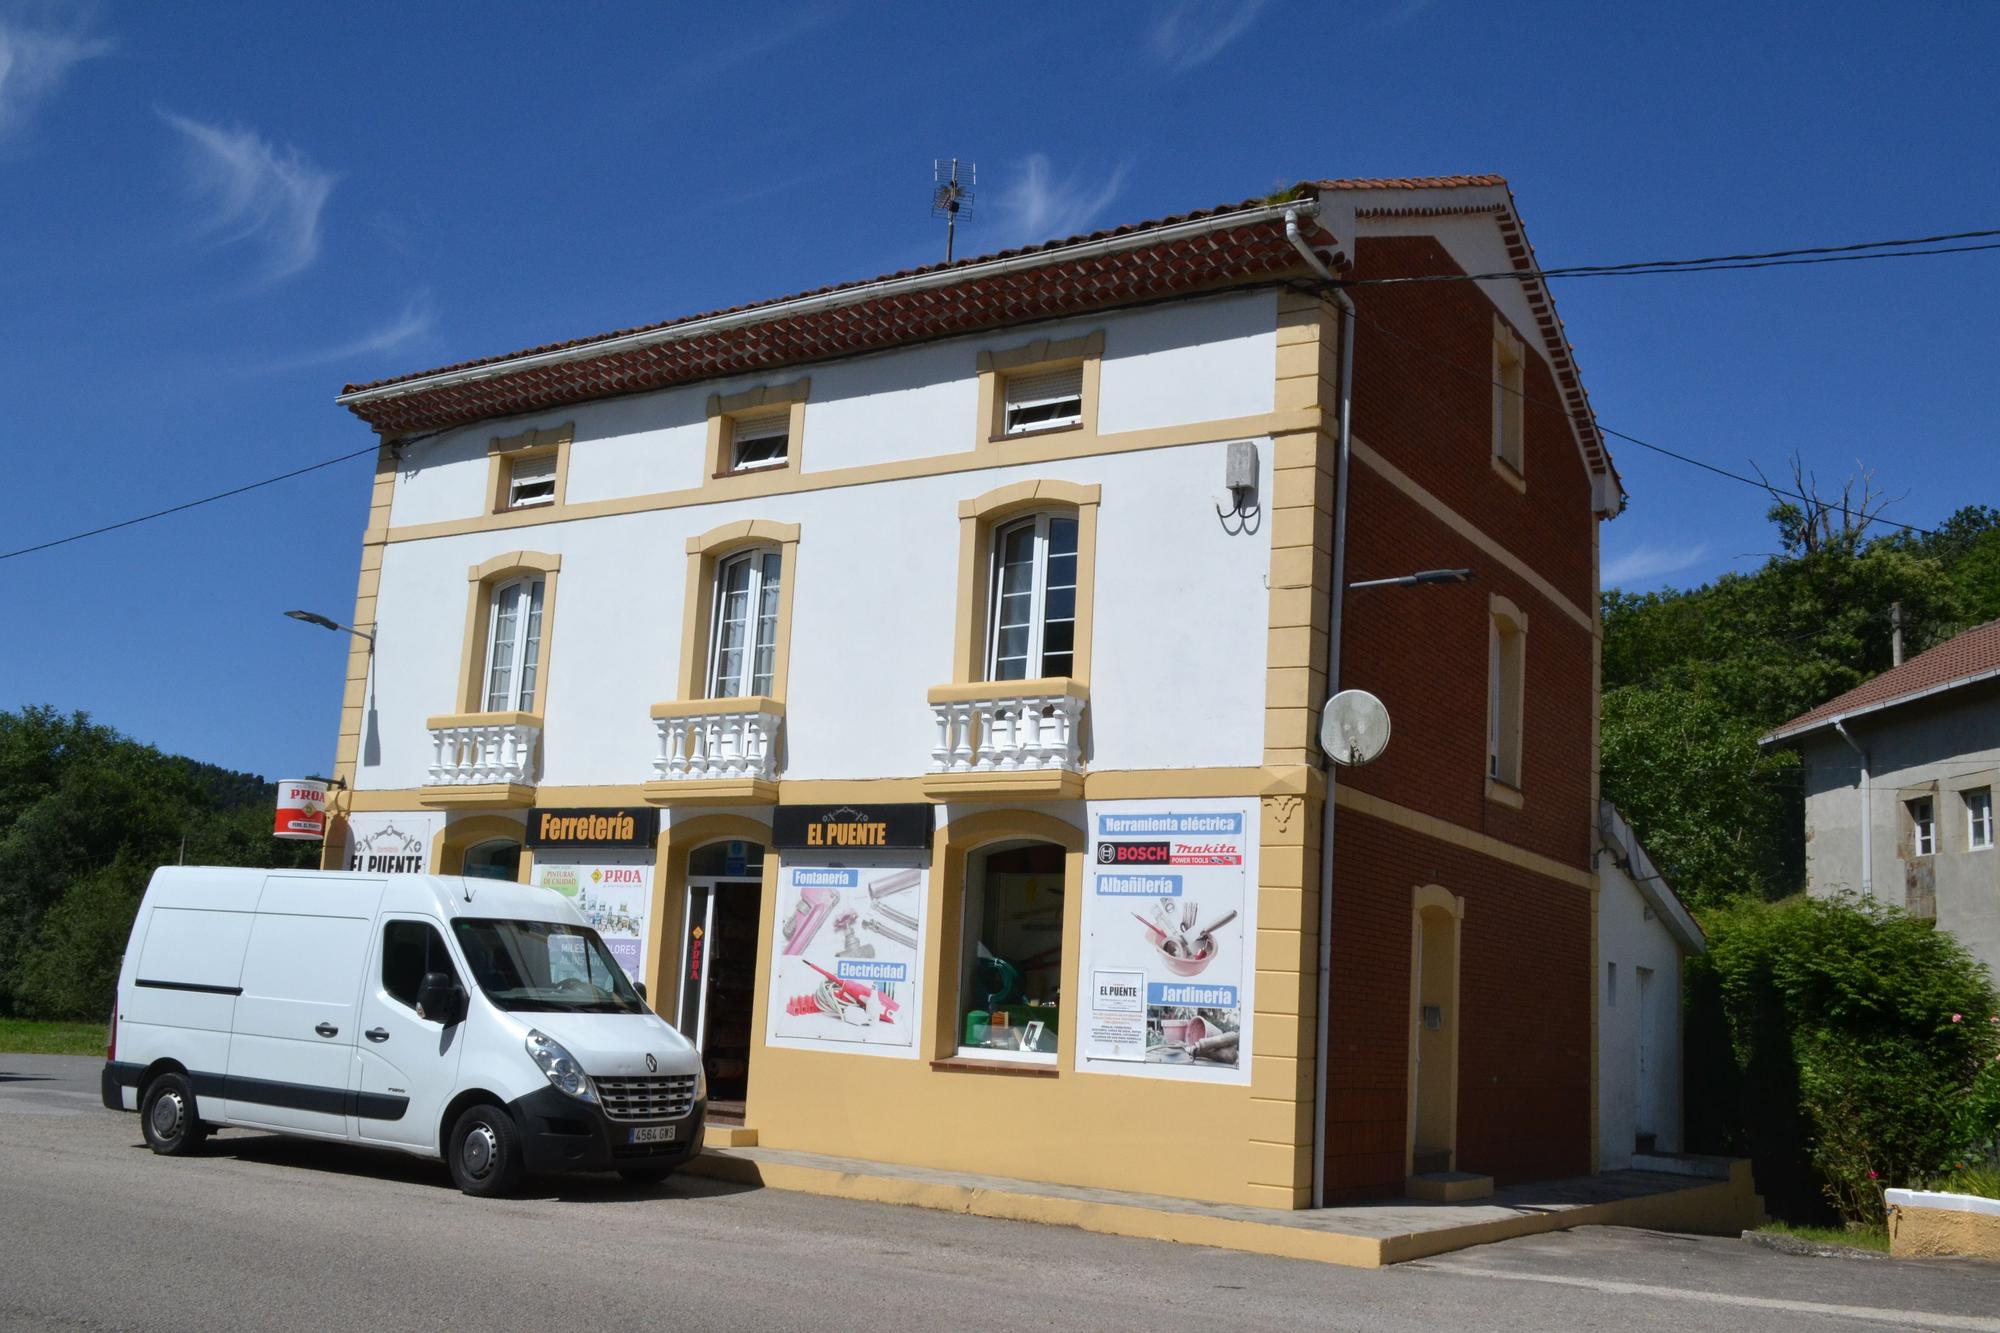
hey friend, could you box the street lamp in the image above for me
[1344,567,1474,592]
[284,609,374,644]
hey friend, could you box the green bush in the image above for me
[1686,894,2000,1225]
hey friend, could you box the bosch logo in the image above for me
[644,1053,657,1073]
[1097,841,1172,865]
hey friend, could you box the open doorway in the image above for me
[677,840,765,1124]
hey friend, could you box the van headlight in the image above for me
[694,1062,707,1103]
[525,1029,596,1103]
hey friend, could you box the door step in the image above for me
[1406,1171,1495,1202]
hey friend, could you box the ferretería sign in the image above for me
[525,807,660,850]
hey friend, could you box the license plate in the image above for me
[629,1125,676,1144]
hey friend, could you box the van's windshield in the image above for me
[450,918,646,1014]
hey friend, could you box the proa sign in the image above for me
[772,803,932,852]
[525,807,659,850]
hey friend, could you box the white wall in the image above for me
[382,292,1277,529]
[1597,861,1686,1169]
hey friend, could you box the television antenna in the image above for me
[931,158,976,262]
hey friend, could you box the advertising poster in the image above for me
[1078,800,1254,1083]
[342,812,440,874]
[533,852,653,983]
[765,858,926,1058]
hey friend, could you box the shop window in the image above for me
[383,919,458,1009]
[462,838,522,882]
[1487,595,1527,793]
[707,548,782,698]
[483,576,545,712]
[1908,797,1936,858]
[958,841,1066,1061]
[1968,788,1994,851]
[986,513,1077,681]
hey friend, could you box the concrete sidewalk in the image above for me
[683,1143,1765,1268]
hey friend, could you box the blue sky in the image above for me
[2,1,1996,781]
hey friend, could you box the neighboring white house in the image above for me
[1597,801,1704,1170]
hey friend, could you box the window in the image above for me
[728,414,789,472]
[1002,364,1084,435]
[957,841,1066,1061]
[1487,597,1527,790]
[1966,788,1994,851]
[504,451,557,509]
[986,513,1077,681]
[382,920,458,1011]
[483,576,545,712]
[706,548,782,698]
[1492,322,1525,478]
[1909,797,1936,857]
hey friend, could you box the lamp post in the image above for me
[1344,567,1474,592]
[283,609,380,810]
[283,609,374,645]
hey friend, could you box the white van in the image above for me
[100,867,706,1195]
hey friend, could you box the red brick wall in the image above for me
[1317,229,1599,1201]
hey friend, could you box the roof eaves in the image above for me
[1760,664,2000,746]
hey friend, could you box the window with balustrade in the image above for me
[707,548,782,699]
[985,512,1077,682]
[483,576,546,712]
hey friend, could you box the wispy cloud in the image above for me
[0,13,111,142]
[991,154,1132,248]
[158,109,337,284]
[266,289,437,372]
[1148,0,1268,73]
[1602,542,1711,589]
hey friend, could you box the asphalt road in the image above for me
[4,1053,1997,1332]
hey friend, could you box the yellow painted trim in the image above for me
[425,709,540,730]
[705,378,810,481]
[417,783,538,810]
[925,676,1088,704]
[674,520,803,705]
[379,411,1318,546]
[650,812,774,1026]
[920,769,1086,801]
[1336,786,1595,890]
[454,552,563,715]
[432,812,532,879]
[1349,434,1592,631]
[649,696,785,720]
[643,777,780,806]
[1484,777,1525,809]
[976,329,1104,446]
[485,422,575,516]
[930,809,1086,1063]
[949,480,1102,686]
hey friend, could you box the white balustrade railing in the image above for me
[929,689,1085,774]
[652,703,781,782]
[426,717,540,787]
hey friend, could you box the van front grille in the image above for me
[595,1074,697,1122]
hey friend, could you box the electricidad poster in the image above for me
[765,858,926,1058]
[1078,800,1253,1083]
[533,852,653,984]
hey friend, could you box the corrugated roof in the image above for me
[1764,617,2000,742]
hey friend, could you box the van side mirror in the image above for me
[633,981,647,1004]
[417,972,462,1024]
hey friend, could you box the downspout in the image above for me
[1285,207,1351,1209]
[1832,718,1872,898]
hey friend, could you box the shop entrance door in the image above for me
[676,844,766,1121]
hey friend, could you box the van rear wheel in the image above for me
[139,1072,209,1156]
[447,1104,523,1197]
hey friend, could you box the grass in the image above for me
[0,1018,106,1057]
[1754,1221,1891,1252]
[1919,1166,2000,1200]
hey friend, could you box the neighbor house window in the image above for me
[1487,596,1527,789]
[1492,322,1525,478]
[986,513,1077,681]
[728,413,790,472]
[707,548,782,698]
[1967,788,1994,851]
[957,841,1066,1061]
[504,451,558,509]
[483,576,545,712]
[1002,364,1084,436]
[1908,797,1936,857]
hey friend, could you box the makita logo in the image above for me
[1097,841,1172,865]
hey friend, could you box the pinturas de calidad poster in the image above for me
[533,852,653,983]
[1078,800,1254,1083]
[765,858,927,1058]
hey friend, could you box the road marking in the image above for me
[1430,1265,2000,1331]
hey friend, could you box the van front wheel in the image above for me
[447,1104,523,1197]
[139,1072,209,1156]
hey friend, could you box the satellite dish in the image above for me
[1321,689,1391,766]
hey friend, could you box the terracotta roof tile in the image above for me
[1766,617,2000,740]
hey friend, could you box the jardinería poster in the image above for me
[533,852,653,983]
[1078,800,1254,1083]
[764,858,926,1058]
